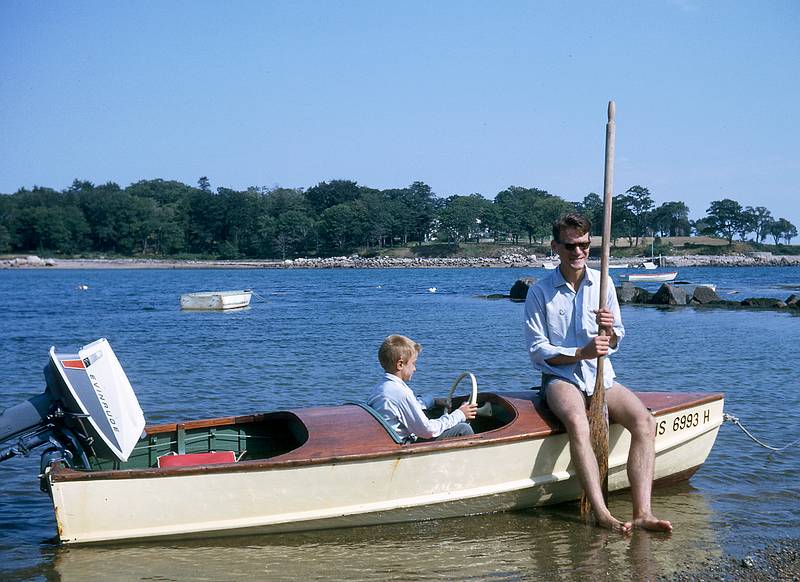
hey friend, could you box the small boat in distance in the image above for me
[608,263,629,269]
[0,340,725,545]
[180,290,252,310]
[618,271,678,283]
[541,258,559,270]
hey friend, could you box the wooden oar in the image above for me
[580,101,615,521]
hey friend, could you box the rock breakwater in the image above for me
[3,252,799,269]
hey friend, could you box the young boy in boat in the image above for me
[524,212,672,534]
[368,335,477,443]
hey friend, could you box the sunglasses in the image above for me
[558,241,591,251]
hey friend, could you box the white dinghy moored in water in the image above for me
[618,271,678,283]
[180,290,252,310]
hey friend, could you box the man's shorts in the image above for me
[540,373,616,407]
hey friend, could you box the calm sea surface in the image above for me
[1,266,798,581]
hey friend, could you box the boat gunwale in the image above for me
[48,391,724,483]
[181,290,252,298]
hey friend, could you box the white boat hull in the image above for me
[49,396,723,544]
[180,290,252,310]
[618,272,678,283]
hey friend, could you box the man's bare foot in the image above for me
[596,513,633,534]
[633,514,673,532]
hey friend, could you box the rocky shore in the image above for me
[3,252,800,270]
[660,539,800,581]
[663,252,800,268]
[505,276,800,313]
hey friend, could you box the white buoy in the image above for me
[77,284,89,291]
[428,287,437,293]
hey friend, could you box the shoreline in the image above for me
[3,253,800,270]
[661,538,800,581]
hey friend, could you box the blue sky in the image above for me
[1,1,798,229]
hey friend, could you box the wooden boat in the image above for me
[47,392,722,545]
[2,340,724,545]
[618,271,678,283]
[180,290,252,310]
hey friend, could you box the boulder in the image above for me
[616,283,652,304]
[786,294,800,306]
[617,283,637,303]
[650,284,687,306]
[691,285,722,304]
[509,277,536,302]
[740,297,787,309]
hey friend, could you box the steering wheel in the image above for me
[446,372,478,412]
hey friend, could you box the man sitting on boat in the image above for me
[368,335,477,443]
[524,213,672,533]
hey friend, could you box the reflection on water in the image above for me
[42,484,718,582]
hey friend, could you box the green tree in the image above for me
[620,185,655,246]
[185,188,226,253]
[736,206,759,242]
[493,186,554,243]
[650,201,690,237]
[264,187,316,257]
[386,181,437,245]
[478,203,504,242]
[769,218,797,245]
[527,196,574,243]
[319,200,370,252]
[305,180,361,215]
[611,194,635,247]
[273,210,315,259]
[704,199,743,244]
[0,224,10,252]
[437,194,492,243]
[575,193,604,236]
[749,206,773,243]
[493,187,527,243]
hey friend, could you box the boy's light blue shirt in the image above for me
[524,267,624,395]
[367,373,466,441]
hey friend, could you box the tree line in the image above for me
[0,178,795,258]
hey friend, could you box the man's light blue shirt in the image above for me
[524,267,624,395]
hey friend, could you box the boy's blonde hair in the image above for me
[378,335,421,372]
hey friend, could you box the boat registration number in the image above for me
[656,408,711,436]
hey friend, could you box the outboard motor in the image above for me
[0,339,145,488]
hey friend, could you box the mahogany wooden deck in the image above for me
[50,391,723,482]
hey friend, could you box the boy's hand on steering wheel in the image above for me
[459,402,478,420]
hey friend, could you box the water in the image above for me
[0,266,798,581]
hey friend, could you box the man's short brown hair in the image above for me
[378,335,421,372]
[552,212,591,242]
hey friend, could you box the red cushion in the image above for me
[157,451,236,468]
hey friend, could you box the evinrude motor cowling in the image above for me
[0,339,145,481]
